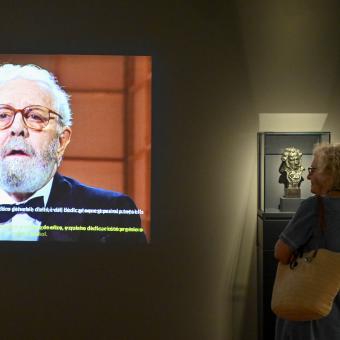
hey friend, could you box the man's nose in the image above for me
[10,112,28,137]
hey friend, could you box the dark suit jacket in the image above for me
[38,173,146,244]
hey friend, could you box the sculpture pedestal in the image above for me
[279,197,303,212]
[284,187,301,198]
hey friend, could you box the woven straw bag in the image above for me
[271,248,340,321]
[271,196,340,321]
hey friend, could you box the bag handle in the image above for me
[317,195,327,233]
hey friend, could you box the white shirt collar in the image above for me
[0,176,54,206]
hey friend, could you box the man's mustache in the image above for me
[0,138,36,158]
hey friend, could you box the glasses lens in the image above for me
[24,106,49,129]
[0,106,14,128]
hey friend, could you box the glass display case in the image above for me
[258,132,330,214]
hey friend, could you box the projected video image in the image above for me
[0,55,151,243]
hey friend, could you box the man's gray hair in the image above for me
[0,63,72,126]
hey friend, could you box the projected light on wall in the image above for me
[0,54,151,244]
[259,113,328,132]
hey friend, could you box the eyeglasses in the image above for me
[308,167,317,175]
[0,104,63,131]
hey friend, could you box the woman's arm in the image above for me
[274,239,294,264]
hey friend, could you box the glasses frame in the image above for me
[308,167,317,175]
[0,104,63,131]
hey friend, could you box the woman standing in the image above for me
[274,143,340,340]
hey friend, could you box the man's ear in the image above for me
[57,126,72,159]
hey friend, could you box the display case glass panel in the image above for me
[258,132,330,213]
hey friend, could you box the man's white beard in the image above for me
[0,137,59,194]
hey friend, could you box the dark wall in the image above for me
[0,2,255,339]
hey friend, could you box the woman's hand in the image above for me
[274,239,294,264]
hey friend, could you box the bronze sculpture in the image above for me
[279,147,305,198]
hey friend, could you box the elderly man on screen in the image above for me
[0,63,145,243]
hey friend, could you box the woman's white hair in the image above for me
[0,63,72,126]
[314,143,340,190]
